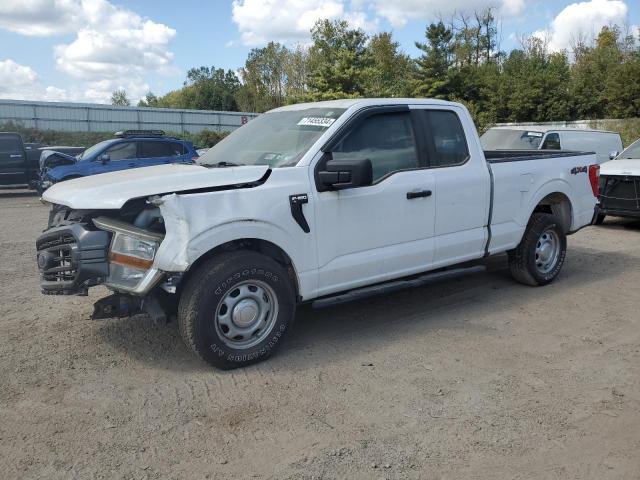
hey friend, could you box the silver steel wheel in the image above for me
[535,228,560,274]
[214,280,279,349]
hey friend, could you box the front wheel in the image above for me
[508,213,567,286]
[178,251,296,369]
[593,213,606,225]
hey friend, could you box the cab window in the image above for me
[541,133,561,150]
[331,112,418,182]
[105,142,137,161]
[423,110,469,167]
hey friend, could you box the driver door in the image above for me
[311,109,436,297]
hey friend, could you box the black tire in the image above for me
[508,212,567,286]
[178,251,296,369]
[593,213,606,225]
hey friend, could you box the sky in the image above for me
[0,0,638,104]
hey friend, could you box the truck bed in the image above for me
[485,149,598,255]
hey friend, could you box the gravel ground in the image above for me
[1,189,639,480]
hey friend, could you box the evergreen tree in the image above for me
[362,32,414,97]
[307,19,369,99]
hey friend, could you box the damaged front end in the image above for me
[37,150,79,191]
[36,202,174,322]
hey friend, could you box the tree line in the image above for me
[115,11,640,131]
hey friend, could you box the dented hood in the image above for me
[42,163,270,209]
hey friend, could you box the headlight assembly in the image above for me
[93,217,164,293]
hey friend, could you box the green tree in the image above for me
[497,37,572,122]
[413,21,454,98]
[111,89,130,106]
[306,19,369,99]
[571,26,623,118]
[605,55,640,117]
[137,92,158,107]
[284,45,309,103]
[237,42,289,112]
[182,66,241,111]
[362,32,414,97]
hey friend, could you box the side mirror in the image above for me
[99,154,110,164]
[609,151,619,160]
[318,157,373,190]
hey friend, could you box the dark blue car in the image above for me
[39,130,197,191]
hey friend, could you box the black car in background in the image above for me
[0,132,85,189]
[0,132,31,187]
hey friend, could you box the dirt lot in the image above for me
[1,189,639,480]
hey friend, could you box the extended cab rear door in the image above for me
[312,106,437,297]
[0,133,27,186]
[411,106,490,266]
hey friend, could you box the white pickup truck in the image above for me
[37,99,599,368]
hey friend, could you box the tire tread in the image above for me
[508,212,566,287]
[177,250,294,368]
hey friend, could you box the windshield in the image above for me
[618,139,640,159]
[78,139,113,159]
[198,108,346,168]
[481,128,544,150]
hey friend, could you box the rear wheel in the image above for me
[178,251,296,369]
[508,213,567,286]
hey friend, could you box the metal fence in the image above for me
[0,99,259,134]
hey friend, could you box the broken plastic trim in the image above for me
[93,216,164,243]
[151,168,272,197]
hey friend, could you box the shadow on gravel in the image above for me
[93,315,213,372]
[93,246,638,372]
[596,217,640,231]
[0,189,39,199]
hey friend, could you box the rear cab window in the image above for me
[420,110,470,167]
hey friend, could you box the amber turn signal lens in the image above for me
[109,252,154,270]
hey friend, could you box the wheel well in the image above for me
[182,239,299,297]
[533,192,572,233]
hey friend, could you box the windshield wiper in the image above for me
[209,161,245,168]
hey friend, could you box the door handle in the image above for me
[406,189,432,199]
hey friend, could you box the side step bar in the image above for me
[311,265,486,309]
